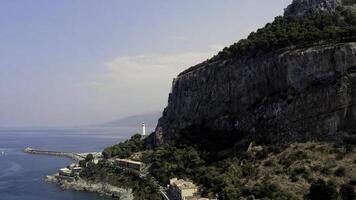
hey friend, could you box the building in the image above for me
[57,164,82,182]
[57,167,75,182]
[92,158,101,164]
[115,158,145,171]
[169,178,199,200]
[142,122,146,136]
[71,167,82,175]
[59,168,72,176]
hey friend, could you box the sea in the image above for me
[0,127,141,200]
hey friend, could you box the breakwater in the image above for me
[24,147,85,161]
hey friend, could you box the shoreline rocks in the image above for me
[45,174,134,200]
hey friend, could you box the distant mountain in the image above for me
[101,111,161,128]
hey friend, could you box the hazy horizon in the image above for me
[0,0,292,127]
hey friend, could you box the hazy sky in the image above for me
[0,0,292,127]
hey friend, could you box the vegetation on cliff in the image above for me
[143,142,356,199]
[102,134,145,159]
[80,134,356,199]
[181,5,356,75]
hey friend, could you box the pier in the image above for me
[24,147,86,161]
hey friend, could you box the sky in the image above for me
[0,0,292,127]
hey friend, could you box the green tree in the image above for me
[85,153,94,162]
[149,145,205,184]
[102,134,144,159]
[220,162,244,200]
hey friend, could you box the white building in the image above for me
[169,178,199,200]
[59,168,72,177]
[142,122,146,136]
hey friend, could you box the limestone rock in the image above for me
[152,42,356,146]
[284,0,343,17]
[146,0,356,148]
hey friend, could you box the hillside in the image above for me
[94,135,356,200]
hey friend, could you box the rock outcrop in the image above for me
[46,175,134,200]
[284,0,343,16]
[152,42,356,146]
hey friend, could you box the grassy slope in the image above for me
[245,142,356,199]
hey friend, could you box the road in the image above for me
[149,175,171,200]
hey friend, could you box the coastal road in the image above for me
[159,187,170,200]
[148,175,171,200]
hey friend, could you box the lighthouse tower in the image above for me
[142,122,146,136]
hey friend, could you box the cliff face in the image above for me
[149,0,356,147]
[152,42,356,146]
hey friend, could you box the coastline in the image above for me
[45,174,134,200]
[23,148,133,200]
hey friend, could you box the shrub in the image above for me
[290,175,299,182]
[307,179,339,200]
[78,160,86,167]
[340,184,355,200]
[266,145,285,154]
[248,181,298,200]
[334,166,347,177]
[290,166,308,175]
[343,0,356,6]
[335,153,345,160]
[263,159,275,167]
[320,163,336,175]
[344,144,353,154]
[279,150,308,166]
[343,135,356,145]
[241,163,258,178]
[290,166,311,181]
[311,164,323,172]
[246,195,255,200]
[349,179,356,186]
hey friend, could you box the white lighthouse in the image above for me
[142,122,146,136]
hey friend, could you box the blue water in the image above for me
[0,127,136,200]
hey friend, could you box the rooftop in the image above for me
[115,158,144,165]
[187,198,211,200]
[73,167,82,170]
[170,178,197,190]
[59,168,71,173]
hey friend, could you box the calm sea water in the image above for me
[0,127,140,200]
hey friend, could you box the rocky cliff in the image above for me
[149,0,356,147]
[284,0,343,16]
